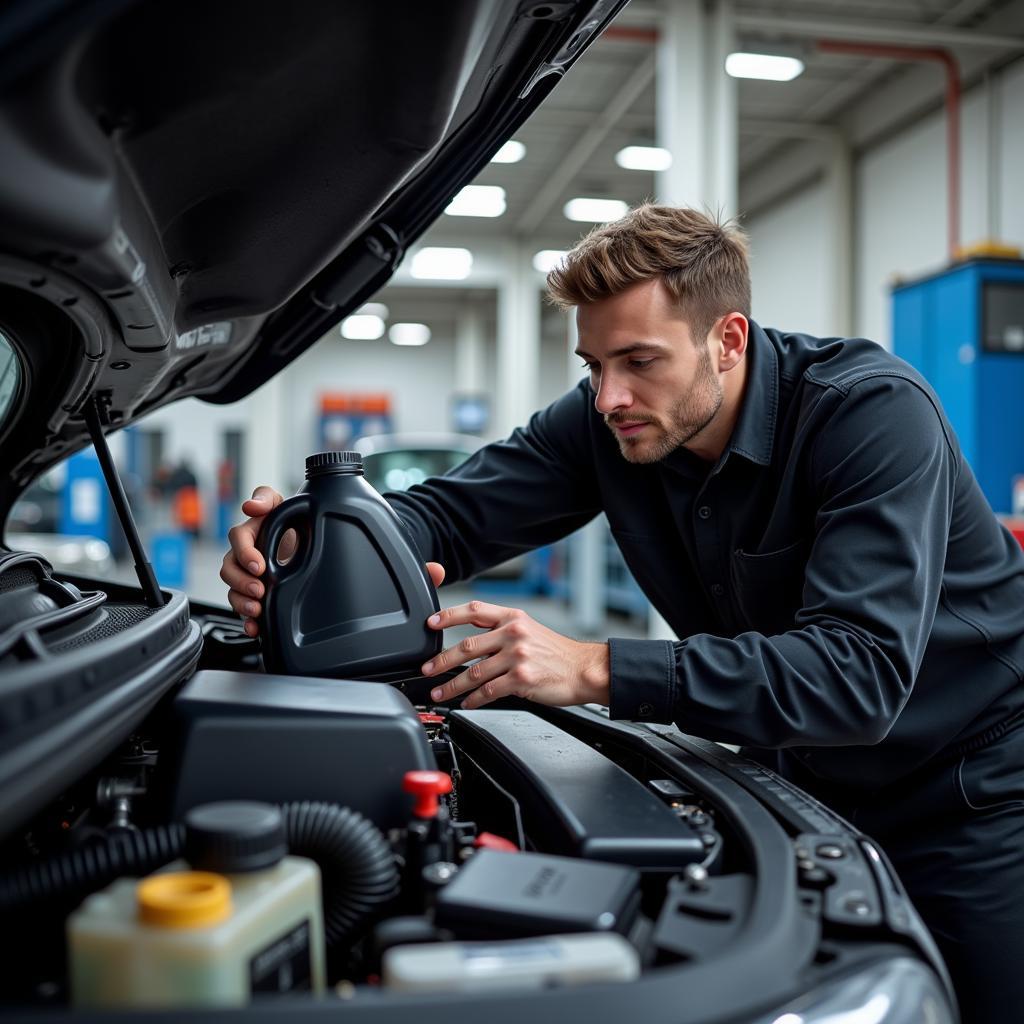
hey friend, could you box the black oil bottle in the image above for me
[255,451,442,679]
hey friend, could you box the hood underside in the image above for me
[0,0,624,519]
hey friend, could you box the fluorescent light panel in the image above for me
[533,250,568,274]
[445,185,506,218]
[389,323,431,347]
[340,314,385,340]
[410,247,474,280]
[615,146,672,172]
[491,140,526,163]
[725,52,804,81]
[564,197,629,223]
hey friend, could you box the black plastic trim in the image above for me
[0,587,201,839]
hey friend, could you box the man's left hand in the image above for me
[421,600,610,710]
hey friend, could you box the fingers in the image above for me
[228,517,267,577]
[426,599,519,632]
[431,654,514,707]
[223,485,281,637]
[461,673,515,710]
[219,548,264,596]
[425,562,446,588]
[422,628,504,679]
[230,487,284,574]
[226,588,262,621]
[240,486,284,518]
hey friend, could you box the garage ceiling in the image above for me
[378,0,1023,333]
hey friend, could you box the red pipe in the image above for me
[817,40,961,259]
[598,27,963,260]
[601,26,659,44]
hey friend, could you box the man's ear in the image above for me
[717,312,748,371]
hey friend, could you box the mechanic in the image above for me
[223,205,1024,1022]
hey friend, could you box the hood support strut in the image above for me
[82,396,165,608]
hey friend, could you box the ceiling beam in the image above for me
[735,13,1024,51]
[515,53,656,236]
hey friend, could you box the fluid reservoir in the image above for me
[68,803,325,1008]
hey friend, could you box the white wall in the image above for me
[142,328,472,509]
[747,182,833,337]
[277,329,470,488]
[1000,60,1024,247]
[747,56,1024,351]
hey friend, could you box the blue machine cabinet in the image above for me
[892,259,1024,513]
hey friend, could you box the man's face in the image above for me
[575,278,724,464]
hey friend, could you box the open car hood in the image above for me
[0,0,625,520]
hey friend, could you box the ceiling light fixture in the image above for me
[389,323,432,347]
[445,184,507,218]
[615,146,673,172]
[340,314,385,340]
[725,52,804,81]
[491,140,526,164]
[410,247,474,280]
[564,197,629,223]
[532,250,568,274]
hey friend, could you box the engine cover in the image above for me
[168,670,434,830]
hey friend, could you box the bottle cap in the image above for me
[305,451,363,477]
[137,871,232,928]
[183,801,288,873]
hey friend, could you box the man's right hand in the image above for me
[221,485,288,637]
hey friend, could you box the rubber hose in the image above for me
[0,823,185,910]
[281,801,400,947]
[0,802,399,947]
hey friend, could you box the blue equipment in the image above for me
[892,259,1024,513]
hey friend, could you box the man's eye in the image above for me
[580,362,597,373]
[628,359,654,370]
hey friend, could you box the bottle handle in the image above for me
[255,494,313,585]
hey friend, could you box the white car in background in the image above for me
[354,432,482,494]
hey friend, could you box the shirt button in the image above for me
[711,583,725,597]
[698,505,712,519]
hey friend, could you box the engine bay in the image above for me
[0,570,955,1021]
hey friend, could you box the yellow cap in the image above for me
[954,239,1022,261]
[137,871,232,929]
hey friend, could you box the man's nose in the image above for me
[593,374,632,415]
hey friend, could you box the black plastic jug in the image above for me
[255,451,442,679]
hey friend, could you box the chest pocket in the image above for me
[730,538,810,635]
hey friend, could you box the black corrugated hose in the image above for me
[0,801,399,947]
[281,802,400,947]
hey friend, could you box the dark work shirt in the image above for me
[388,322,1024,790]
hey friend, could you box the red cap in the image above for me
[418,712,445,725]
[403,770,453,818]
[473,832,519,853]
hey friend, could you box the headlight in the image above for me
[751,957,955,1024]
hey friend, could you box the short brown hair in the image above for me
[546,204,751,343]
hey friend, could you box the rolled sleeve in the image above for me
[608,637,676,723]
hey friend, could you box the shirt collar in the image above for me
[723,319,778,468]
